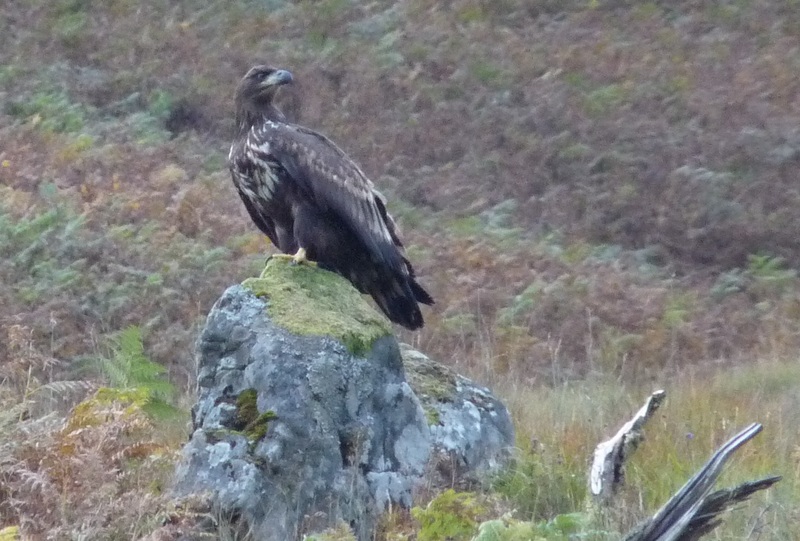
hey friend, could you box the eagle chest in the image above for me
[232,144,295,222]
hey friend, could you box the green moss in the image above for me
[401,345,458,403]
[235,389,259,426]
[203,428,234,444]
[303,521,357,541]
[242,258,392,357]
[234,388,277,443]
[0,526,20,541]
[412,490,486,541]
[425,408,441,426]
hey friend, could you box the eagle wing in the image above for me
[249,122,404,271]
[229,139,282,249]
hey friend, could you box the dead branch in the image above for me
[589,390,667,500]
[624,423,780,541]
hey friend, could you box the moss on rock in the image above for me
[242,258,392,357]
[235,388,259,426]
[401,345,459,427]
[401,345,458,403]
[234,388,277,443]
[425,408,442,426]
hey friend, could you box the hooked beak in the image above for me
[264,69,293,87]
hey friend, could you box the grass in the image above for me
[492,357,800,538]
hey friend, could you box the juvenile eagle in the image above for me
[228,65,433,329]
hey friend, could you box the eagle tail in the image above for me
[403,256,434,306]
[410,277,434,306]
[368,271,432,331]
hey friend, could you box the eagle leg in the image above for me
[290,247,311,266]
[269,247,316,267]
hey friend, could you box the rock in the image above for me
[402,345,514,488]
[172,259,514,540]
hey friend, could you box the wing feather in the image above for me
[229,141,281,248]
[248,122,403,271]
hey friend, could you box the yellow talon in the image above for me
[268,248,315,266]
[292,247,308,265]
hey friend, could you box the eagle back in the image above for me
[246,120,403,271]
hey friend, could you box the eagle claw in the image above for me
[269,248,315,267]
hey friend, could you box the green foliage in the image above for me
[117,111,172,145]
[558,142,593,162]
[498,280,544,324]
[448,215,484,237]
[474,513,602,541]
[0,64,22,86]
[86,326,179,420]
[411,490,486,541]
[5,90,89,133]
[661,292,693,330]
[597,327,642,372]
[458,4,487,24]
[147,89,175,120]
[0,200,88,304]
[0,526,19,541]
[470,60,509,88]
[299,0,352,49]
[55,11,88,46]
[711,268,748,299]
[424,408,441,425]
[747,254,797,295]
[440,311,478,336]
[582,84,628,117]
[711,255,798,300]
[491,450,586,522]
[445,201,523,246]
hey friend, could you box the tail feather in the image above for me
[365,270,431,330]
[318,241,433,329]
[410,277,434,306]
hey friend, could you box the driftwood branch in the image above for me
[624,422,780,541]
[588,393,780,540]
[590,390,667,499]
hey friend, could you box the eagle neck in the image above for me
[235,104,286,137]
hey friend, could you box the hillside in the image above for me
[1,0,798,538]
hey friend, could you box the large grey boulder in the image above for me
[172,259,514,540]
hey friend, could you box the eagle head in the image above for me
[236,65,293,107]
[234,65,294,131]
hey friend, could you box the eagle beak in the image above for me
[264,69,293,87]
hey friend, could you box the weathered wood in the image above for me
[624,423,780,541]
[589,390,666,499]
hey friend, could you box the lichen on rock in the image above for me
[242,258,391,356]
[401,344,515,486]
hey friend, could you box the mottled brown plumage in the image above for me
[228,65,433,329]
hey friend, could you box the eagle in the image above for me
[228,65,433,329]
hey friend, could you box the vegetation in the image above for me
[243,257,392,356]
[1,0,799,538]
[412,490,488,541]
[234,388,277,443]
